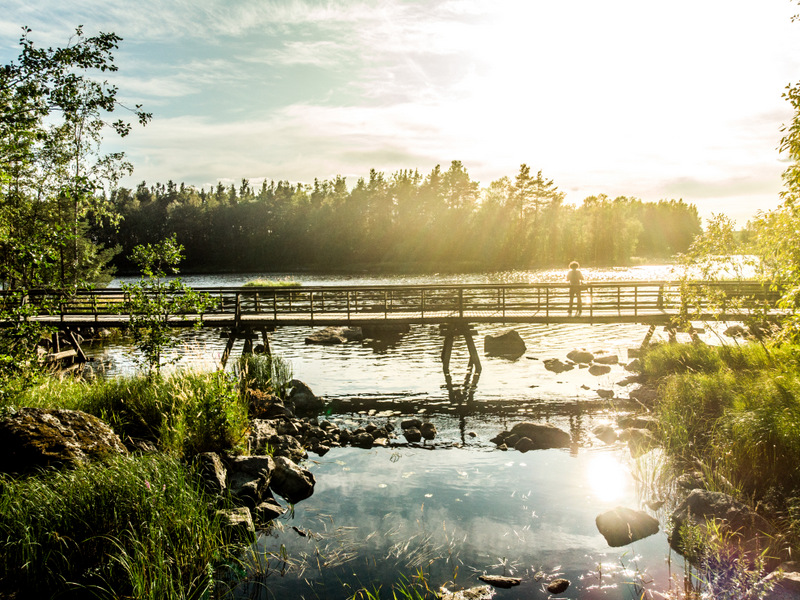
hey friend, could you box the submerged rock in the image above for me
[478,575,521,588]
[588,364,612,376]
[544,358,574,373]
[547,578,571,594]
[596,506,660,547]
[0,407,127,474]
[438,585,494,600]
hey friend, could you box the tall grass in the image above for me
[6,370,249,458]
[0,454,227,599]
[235,353,293,397]
[641,341,800,545]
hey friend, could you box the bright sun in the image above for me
[586,453,630,503]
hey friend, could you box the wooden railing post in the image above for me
[458,288,464,318]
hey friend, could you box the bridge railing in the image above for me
[0,280,780,323]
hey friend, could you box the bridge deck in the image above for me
[1,280,779,329]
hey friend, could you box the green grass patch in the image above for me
[6,370,249,458]
[641,341,800,545]
[0,454,227,599]
[242,278,300,288]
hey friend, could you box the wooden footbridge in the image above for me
[0,280,779,376]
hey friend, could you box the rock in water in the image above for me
[270,456,316,503]
[547,578,570,594]
[478,575,521,588]
[508,422,571,449]
[596,506,659,547]
[0,407,127,474]
[543,358,574,373]
[484,330,526,357]
[566,349,594,364]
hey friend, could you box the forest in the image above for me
[99,164,702,275]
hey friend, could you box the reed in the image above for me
[0,454,227,599]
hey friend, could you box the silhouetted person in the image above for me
[567,261,583,315]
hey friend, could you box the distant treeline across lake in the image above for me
[100,162,702,273]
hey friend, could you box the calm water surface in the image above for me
[94,268,695,598]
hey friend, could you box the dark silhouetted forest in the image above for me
[98,161,701,274]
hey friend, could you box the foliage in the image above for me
[97,163,702,274]
[8,370,249,458]
[0,25,149,290]
[0,454,225,599]
[235,352,293,397]
[641,342,800,544]
[242,278,301,287]
[122,235,217,374]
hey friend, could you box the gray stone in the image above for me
[404,428,422,443]
[270,456,316,503]
[625,358,642,372]
[589,364,612,376]
[352,432,374,448]
[508,422,571,449]
[669,489,779,566]
[593,354,619,365]
[763,563,800,600]
[567,349,594,364]
[304,326,349,345]
[401,418,423,430]
[228,455,275,508]
[629,385,658,406]
[420,422,437,440]
[597,388,614,399]
[217,507,255,542]
[478,575,521,588]
[592,424,619,444]
[195,451,227,495]
[617,414,658,431]
[544,358,574,373]
[547,578,570,594]
[596,506,660,547]
[438,585,494,600]
[248,419,280,454]
[288,380,324,413]
[621,427,657,457]
[0,407,127,474]
[254,498,285,522]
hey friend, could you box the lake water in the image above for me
[93,267,699,598]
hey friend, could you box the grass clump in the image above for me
[235,352,293,398]
[0,453,227,599]
[242,278,300,288]
[7,370,249,458]
[641,340,800,545]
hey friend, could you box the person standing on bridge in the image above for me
[567,261,584,316]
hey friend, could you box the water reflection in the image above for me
[228,446,671,600]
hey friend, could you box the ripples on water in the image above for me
[93,268,694,598]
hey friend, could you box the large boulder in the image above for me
[287,380,324,413]
[669,489,779,566]
[227,455,275,508]
[500,422,571,450]
[217,507,255,542]
[0,407,127,474]
[484,330,526,358]
[270,456,316,503]
[596,506,659,547]
[248,419,280,454]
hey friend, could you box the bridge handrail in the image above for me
[0,280,780,323]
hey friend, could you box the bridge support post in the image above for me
[440,322,482,387]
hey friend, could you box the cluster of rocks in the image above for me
[195,451,314,541]
[304,324,410,346]
[543,348,633,378]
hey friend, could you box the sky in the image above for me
[3,0,800,225]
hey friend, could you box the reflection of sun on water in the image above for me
[587,453,629,503]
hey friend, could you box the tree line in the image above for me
[100,162,702,274]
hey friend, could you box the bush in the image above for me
[0,454,226,599]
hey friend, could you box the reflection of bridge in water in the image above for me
[3,280,779,388]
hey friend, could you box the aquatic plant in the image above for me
[243,278,301,287]
[235,352,293,397]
